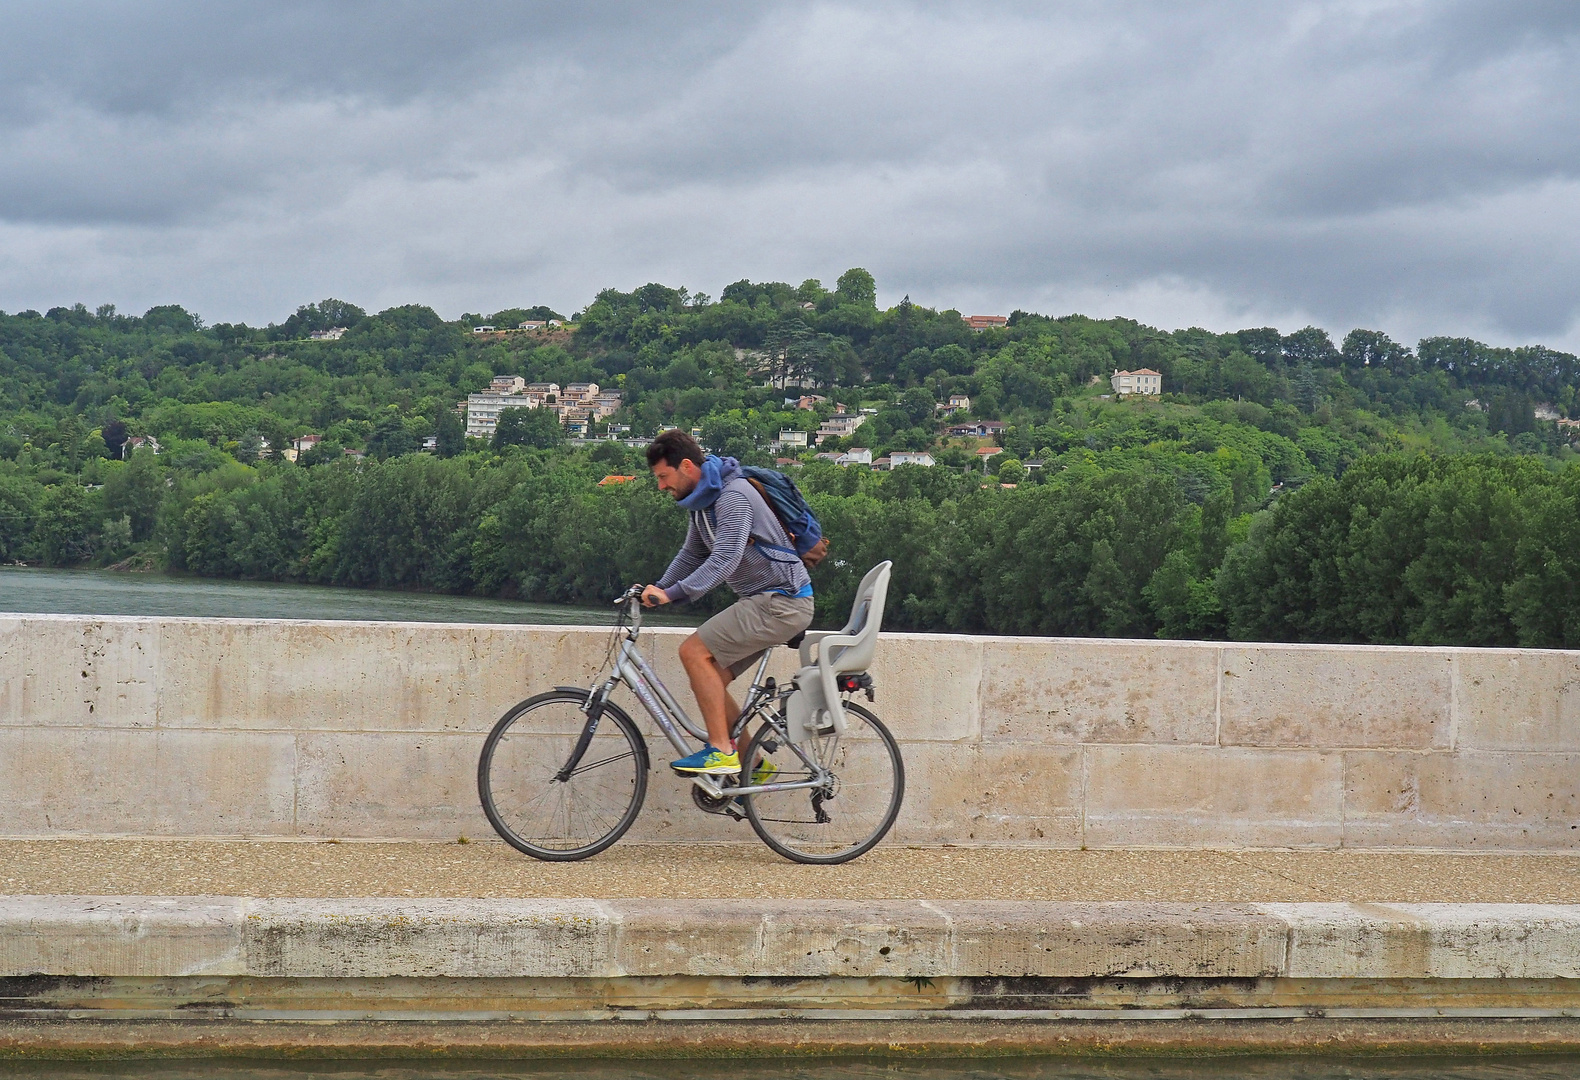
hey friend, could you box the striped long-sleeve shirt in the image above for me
[656,477,811,603]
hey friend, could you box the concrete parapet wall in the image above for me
[2,614,1578,849]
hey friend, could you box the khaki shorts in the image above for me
[697,592,816,681]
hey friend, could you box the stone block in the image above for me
[867,633,981,742]
[940,901,1288,978]
[610,901,774,976]
[892,741,1082,845]
[1220,644,1451,749]
[242,898,615,978]
[0,895,245,977]
[1269,902,1580,979]
[294,731,492,839]
[1456,650,1580,751]
[155,621,609,734]
[149,730,297,836]
[0,616,158,728]
[1343,750,1580,850]
[758,900,953,977]
[0,727,296,838]
[980,638,1217,745]
[1084,745,1343,848]
[0,726,159,835]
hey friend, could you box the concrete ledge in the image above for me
[6,897,1580,981]
[9,897,1580,1056]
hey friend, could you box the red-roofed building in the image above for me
[1111,368,1163,395]
[964,315,1008,331]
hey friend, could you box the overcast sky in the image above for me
[2,1,1578,349]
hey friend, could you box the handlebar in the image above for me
[616,584,645,634]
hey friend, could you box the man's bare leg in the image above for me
[679,633,740,751]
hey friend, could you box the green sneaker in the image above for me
[750,757,779,786]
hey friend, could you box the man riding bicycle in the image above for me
[640,429,814,777]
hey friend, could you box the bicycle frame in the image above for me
[574,594,832,801]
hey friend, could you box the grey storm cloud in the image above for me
[1,0,1579,349]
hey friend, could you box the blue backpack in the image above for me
[740,466,830,569]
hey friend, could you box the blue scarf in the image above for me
[676,455,740,513]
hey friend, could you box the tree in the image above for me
[101,452,164,542]
[433,409,465,458]
[101,419,128,458]
[367,411,418,459]
[0,475,42,560]
[835,268,877,308]
[492,407,564,450]
[700,415,758,461]
[34,483,97,566]
[898,386,936,425]
[299,441,344,467]
[1282,326,1339,368]
[275,298,366,339]
[234,431,264,465]
[1292,362,1323,413]
[1342,329,1415,376]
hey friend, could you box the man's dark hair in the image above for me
[645,429,705,470]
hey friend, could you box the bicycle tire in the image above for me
[742,700,904,864]
[477,690,649,861]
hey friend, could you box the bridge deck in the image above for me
[2,838,1577,902]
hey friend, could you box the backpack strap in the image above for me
[695,484,797,562]
[740,475,803,563]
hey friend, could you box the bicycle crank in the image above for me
[692,781,745,820]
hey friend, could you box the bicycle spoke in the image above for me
[742,702,904,864]
[479,693,647,860]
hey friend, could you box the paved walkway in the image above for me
[2,839,1578,902]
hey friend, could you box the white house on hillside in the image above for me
[816,412,867,443]
[1111,368,1162,395]
[466,392,541,439]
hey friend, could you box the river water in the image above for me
[0,568,699,625]
[2,1056,1578,1079]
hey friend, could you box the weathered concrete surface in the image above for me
[7,897,1580,982]
[8,896,1580,1056]
[3,615,1580,849]
[7,897,1580,1056]
[9,841,1580,903]
[11,1016,1580,1059]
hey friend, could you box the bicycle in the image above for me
[477,564,903,864]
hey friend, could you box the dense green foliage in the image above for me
[2,281,1578,646]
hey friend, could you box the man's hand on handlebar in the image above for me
[640,585,670,608]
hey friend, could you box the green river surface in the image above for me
[3,1057,1580,1079]
[0,567,699,626]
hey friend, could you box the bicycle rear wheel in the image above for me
[478,690,648,861]
[742,700,904,864]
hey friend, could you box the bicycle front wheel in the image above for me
[742,700,904,864]
[478,690,649,861]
